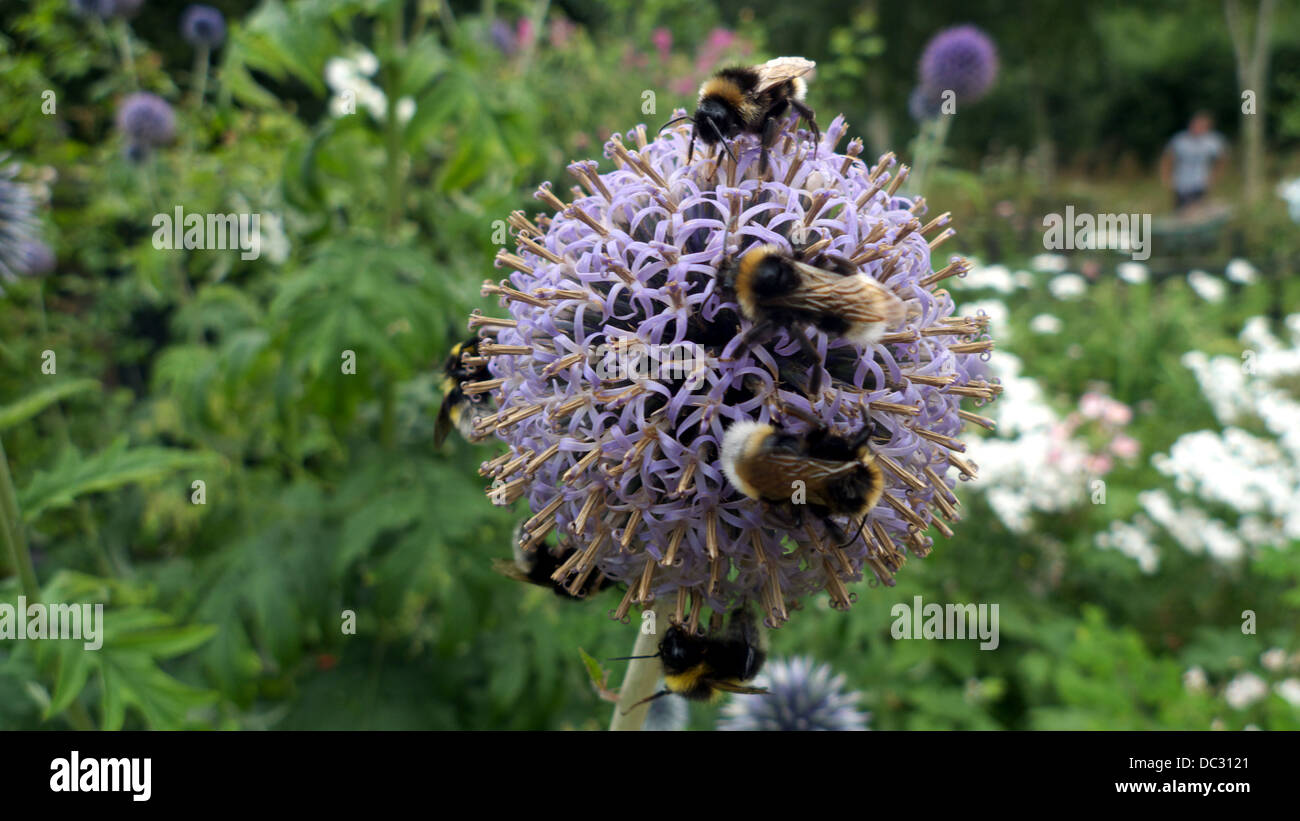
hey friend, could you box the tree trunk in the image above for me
[1224,0,1277,203]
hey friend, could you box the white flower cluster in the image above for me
[965,351,1091,532]
[325,50,415,124]
[1098,313,1300,570]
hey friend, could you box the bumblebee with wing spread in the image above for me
[664,57,821,174]
[721,243,905,395]
[720,418,885,546]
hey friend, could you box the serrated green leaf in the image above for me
[0,378,100,431]
[18,438,220,522]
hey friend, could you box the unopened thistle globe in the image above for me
[0,157,42,282]
[718,656,869,731]
[918,25,999,105]
[468,109,998,630]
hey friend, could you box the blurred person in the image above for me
[1160,111,1228,212]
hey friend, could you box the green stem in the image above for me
[0,439,96,732]
[113,20,139,90]
[192,43,210,108]
[609,601,666,731]
[383,5,408,239]
[0,436,40,601]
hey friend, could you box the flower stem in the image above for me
[0,436,40,600]
[609,600,665,731]
[192,44,210,108]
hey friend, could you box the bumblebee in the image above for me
[434,335,493,446]
[721,243,905,395]
[720,418,885,545]
[621,608,769,710]
[492,523,613,600]
[665,57,820,174]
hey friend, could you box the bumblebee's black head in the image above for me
[694,97,742,145]
[658,625,706,675]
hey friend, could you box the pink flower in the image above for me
[1109,434,1140,460]
[516,18,536,50]
[652,27,672,62]
[1101,399,1132,426]
[671,76,696,96]
[1084,454,1114,475]
[1079,392,1106,420]
[706,28,735,51]
[549,17,575,49]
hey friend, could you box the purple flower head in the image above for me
[0,157,41,282]
[71,0,142,18]
[490,19,517,56]
[718,656,869,730]
[471,106,998,632]
[908,86,943,122]
[918,24,999,105]
[17,240,56,277]
[181,4,226,48]
[116,92,175,151]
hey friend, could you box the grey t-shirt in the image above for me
[1167,131,1227,194]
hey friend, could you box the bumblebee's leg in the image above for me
[790,100,819,159]
[759,115,780,177]
[819,252,860,277]
[792,325,826,397]
[687,123,698,164]
[728,320,775,360]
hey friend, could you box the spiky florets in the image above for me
[470,111,998,629]
[717,656,869,731]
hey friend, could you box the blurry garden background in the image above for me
[2,0,1300,730]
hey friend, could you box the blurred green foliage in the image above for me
[0,0,1297,730]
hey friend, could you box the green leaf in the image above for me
[0,378,100,431]
[45,641,92,720]
[18,437,220,522]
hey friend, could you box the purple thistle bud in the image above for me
[181,4,226,49]
[17,240,56,277]
[471,107,998,632]
[918,24,999,106]
[0,157,42,282]
[70,0,142,18]
[116,92,175,151]
[490,19,517,56]
[718,656,869,731]
[908,86,943,122]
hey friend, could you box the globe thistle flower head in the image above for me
[908,86,943,122]
[718,656,868,730]
[116,92,176,153]
[16,240,56,278]
[0,157,42,282]
[471,108,998,633]
[918,25,999,105]
[181,4,226,48]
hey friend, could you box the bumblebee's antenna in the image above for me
[657,114,694,133]
[705,118,738,166]
[607,652,659,662]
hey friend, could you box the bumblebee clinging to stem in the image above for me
[720,411,886,548]
[661,56,821,175]
[720,242,905,395]
[614,607,769,712]
[434,335,494,446]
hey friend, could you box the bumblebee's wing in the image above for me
[760,261,904,332]
[434,397,455,446]
[739,449,862,502]
[754,57,816,92]
[707,680,770,696]
[491,558,536,585]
